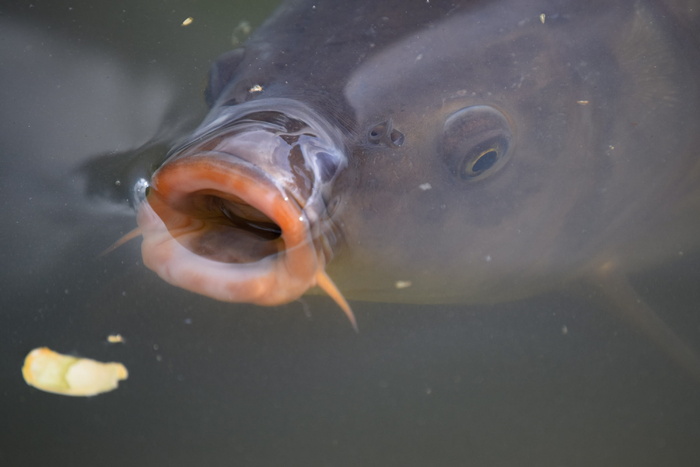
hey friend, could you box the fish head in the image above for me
[333,4,659,302]
[135,1,700,309]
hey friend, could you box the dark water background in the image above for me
[2,1,700,466]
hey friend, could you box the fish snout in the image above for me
[137,120,344,307]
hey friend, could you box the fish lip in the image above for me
[137,151,323,306]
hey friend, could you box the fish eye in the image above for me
[471,149,498,174]
[441,106,513,182]
[459,136,509,179]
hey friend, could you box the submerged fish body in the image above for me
[136,0,700,312]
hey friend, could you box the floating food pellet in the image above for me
[22,347,128,397]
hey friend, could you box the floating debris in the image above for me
[181,17,194,27]
[107,334,124,344]
[22,347,128,397]
[231,21,252,45]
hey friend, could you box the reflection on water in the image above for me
[1,1,700,466]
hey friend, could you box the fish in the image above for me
[112,1,699,371]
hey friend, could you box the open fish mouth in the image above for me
[138,153,322,305]
[133,104,355,327]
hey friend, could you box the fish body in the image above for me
[136,0,700,312]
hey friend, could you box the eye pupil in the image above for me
[469,149,499,175]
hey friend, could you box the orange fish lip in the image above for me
[137,153,321,306]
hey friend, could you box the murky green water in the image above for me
[2,1,700,466]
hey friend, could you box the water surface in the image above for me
[1,1,700,466]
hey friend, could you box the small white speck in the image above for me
[395,280,412,289]
[484,255,492,262]
[539,13,546,24]
[561,325,568,335]
[419,183,432,191]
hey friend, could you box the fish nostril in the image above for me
[367,120,404,148]
[367,122,388,144]
[389,129,405,147]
